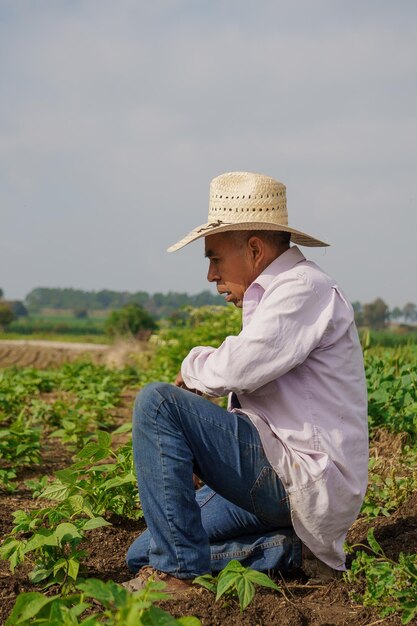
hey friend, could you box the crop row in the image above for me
[0,307,416,623]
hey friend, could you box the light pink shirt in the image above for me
[181,246,368,569]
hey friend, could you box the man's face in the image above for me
[204,232,256,308]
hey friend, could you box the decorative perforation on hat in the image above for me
[208,172,288,225]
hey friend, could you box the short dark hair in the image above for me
[229,230,291,250]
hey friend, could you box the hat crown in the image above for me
[208,171,288,226]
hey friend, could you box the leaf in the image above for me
[55,468,78,485]
[76,442,109,461]
[53,558,68,577]
[29,566,53,583]
[0,538,21,561]
[234,576,255,611]
[5,592,55,625]
[81,516,112,531]
[24,530,58,552]
[215,571,238,600]
[221,559,245,573]
[177,618,202,626]
[101,474,137,491]
[67,556,80,581]
[402,602,417,625]
[39,481,70,501]
[245,569,281,591]
[97,430,112,449]
[77,578,120,607]
[55,522,82,542]
[367,528,383,555]
[7,541,26,573]
[193,574,217,593]
[112,422,132,434]
[68,495,85,513]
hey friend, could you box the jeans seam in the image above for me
[199,489,217,507]
[250,466,291,525]
[154,404,186,575]
[211,538,288,560]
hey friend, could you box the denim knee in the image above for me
[133,382,174,423]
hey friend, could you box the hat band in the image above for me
[196,220,231,233]
[207,204,288,226]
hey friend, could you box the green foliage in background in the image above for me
[7,314,106,337]
[346,529,417,624]
[25,286,225,319]
[365,347,417,437]
[139,305,242,384]
[361,455,417,519]
[0,361,140,431]
[0,302,15,331]
[105,304,157,338]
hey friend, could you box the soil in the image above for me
[0,339,149,369]
[0,346,416,625]
[2,432,415,625]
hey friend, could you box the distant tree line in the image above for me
[0,289,29,331]
[352,299,417,330]
[0,287,416,334]
[24,288,226,318]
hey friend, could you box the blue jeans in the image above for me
[126,383,302,578]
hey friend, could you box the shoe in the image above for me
[122,565,195,596]
[301,545,343,584]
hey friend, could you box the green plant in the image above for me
[0,302,15,331]
[0,510,110,589]
[140,306,242,385]
[194,559,281,611]
[39,428,141,520]
[105,304,157,338]
[5,578,201,625]
[0,467,17,492]
[361,456,417,518]
[365,349,417,437]
[346,529,417,624]
[0,415,42,465]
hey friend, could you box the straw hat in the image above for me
[167,171,329,252]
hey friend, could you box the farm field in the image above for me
[0,307,416,625]
[7,313,107,340]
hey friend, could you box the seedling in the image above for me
[195,559,281,611]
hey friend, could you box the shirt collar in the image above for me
[242,246,306,324]
[253,246,306,291]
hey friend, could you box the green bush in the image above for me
[0,303,15,331]
[105,304,157,338]
[140,305,242,384]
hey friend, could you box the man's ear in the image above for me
[247,236,264,266]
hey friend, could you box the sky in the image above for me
[1,0,416,309]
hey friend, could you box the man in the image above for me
[124,171,368,593]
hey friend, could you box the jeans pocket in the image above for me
[250,466,292,527]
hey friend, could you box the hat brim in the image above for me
[167,221,329,252]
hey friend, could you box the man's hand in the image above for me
[174,371,187,388]
[174,371,203,395]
